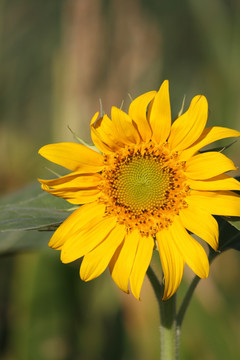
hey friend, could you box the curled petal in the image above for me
[90,112,113,153]
[91,113,124,152]
[39,172,102,204]
[41,186,100,205]
[39,172,102,188]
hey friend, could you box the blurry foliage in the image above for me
[0,0,64,130]
[0,0,65,191]
[0,182,70,233]
[0,0,240,359]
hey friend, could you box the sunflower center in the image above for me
[101,143,189,236]
[114,157,169,214]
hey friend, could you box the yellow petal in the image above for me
[169,95,208,151]
[179,206,218,251]
[187,190,240,217]
[110,229,140,293]
[156,230,184,300]
[91,113,124,152]
[185,152,236,180]
[39,172,102,204]
[180,126,240,161]
[111,106,141,144]
[39,142,104,172]
[48,201,105,250]
[129,235,154,300]
[149,80,171,144]
[171,217,209,279]
[128,91,156,142]
[188,174,240,191]
[80,224,126,281]
[108,242,123,275]
[41,185,100,204]
[39,172,102,188]
[90,112,113,153]
[61,215,117,263]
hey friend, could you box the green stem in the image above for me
[176,275,200,328]
[176,250,217,328]
[159,294,178,360]
[147,266,179,360]
[147,266,163,303]
[147,251,218,359]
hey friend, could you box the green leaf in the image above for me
[226,218,240,231]
[218,177,240,232]
[0,182,72,232]
[215,216,240,252]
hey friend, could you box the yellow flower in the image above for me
[39,81,240,300]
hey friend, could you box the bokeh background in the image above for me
[1,0,240,359]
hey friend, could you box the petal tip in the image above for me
[161,79,169,87]
[48,239,61,250]
[60,250,72,264]
[38,145,46,156]
[131,288,141,301]
[162,293,171,301]
[90,111,99,125]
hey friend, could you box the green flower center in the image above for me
[114,157,169,213]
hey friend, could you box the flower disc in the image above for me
[114,157,169,213]
[101,144,189,236]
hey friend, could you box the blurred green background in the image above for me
[1,0,240,359]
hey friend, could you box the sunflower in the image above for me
[39,81,240,300]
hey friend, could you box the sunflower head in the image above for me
[39,80,240,300]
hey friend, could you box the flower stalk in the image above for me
[147,250,220,359]
[159,294,179,360]
[147,266,179,360]
[176,249,217,328]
